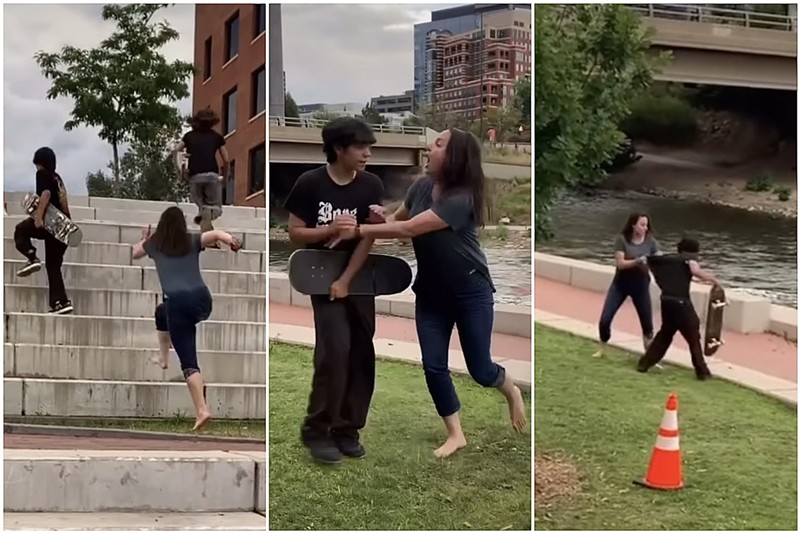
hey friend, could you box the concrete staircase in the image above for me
[3,195,266,529]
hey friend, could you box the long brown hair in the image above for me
[438,128,486,227]
[621,212,653,242]
[149,206,192,257]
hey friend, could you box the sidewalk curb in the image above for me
[269,323,532,393]
[535,309,797,408]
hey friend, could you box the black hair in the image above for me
[33,147,57,172]
[621,212,653,242]
[438,128,486,227]
[190,107,220,131]
[148,206,192,257]
[677,237,700,254]
[321,117,376,163]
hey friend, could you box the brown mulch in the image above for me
[534,452,583,510]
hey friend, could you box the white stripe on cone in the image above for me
[655,434,680,452]
[660,409,678,431]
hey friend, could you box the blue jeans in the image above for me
[161,287,212,378]
[414,274,506,418]
[598,275,653,343]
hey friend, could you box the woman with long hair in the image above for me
[330,128,527,458]
[593,212,659,358]
[132,206,241,430]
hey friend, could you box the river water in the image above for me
[269,238,532,306]
[536,191,798,308]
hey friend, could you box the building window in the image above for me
[223,87,238,135]
[254,4,266,38]
[248,143,265,195]
[224,11,240,63]
[251,65,265,117]
[203,37,212,80]
[223,160,235,205]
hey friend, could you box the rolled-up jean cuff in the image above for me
[182,368,201,379]
[492,365,507,388]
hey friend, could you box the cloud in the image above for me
[3,3,195,194]
[280,3,449,106]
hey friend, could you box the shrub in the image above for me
[622,94,699,145]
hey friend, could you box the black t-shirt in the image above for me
[182,129,226,175]
[36,170,69,218]
[404,176,494,294]
[649,252,696,299]
[283,165,384,252]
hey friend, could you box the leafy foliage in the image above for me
[513,76,531,126]
[534,4,662,240]
[360,103,388,125]
[284,92,300,118]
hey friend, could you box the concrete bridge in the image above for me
[632,4,797,90]
[269,116,428,168]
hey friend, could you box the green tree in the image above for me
[534,4,661,240]
[285,91,300,118]
[360,103,387,125]
[513,76,531,126]
[485,106,522,143]
[35,4,194,186]
[404,103,469,132]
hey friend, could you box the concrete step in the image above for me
[5,285,265,322]
[5,215,266,250]
[5,313,265,352]
[4,238,266,272]
[4,192,266,220]
[5,260,266,295]
[4,512,267,531]
[4,343,266,384]
[5,378,266,418]
[4,450,265,512]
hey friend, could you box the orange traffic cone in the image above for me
[634,393,684,491]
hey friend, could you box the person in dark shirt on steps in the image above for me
[173,108,230,236]
[14,147,73,314]
[637,237,717,380]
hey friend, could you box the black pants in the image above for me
[163,289,212,379]
[304,295,376,440]
[638,297,709,376]
[14,218,68,308]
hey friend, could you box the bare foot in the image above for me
[149,356,167,370]
[592,349,603,358]
[434,435,467,458]
[507,385,527,432]
[193,410,212,432]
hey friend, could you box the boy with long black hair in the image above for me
[14,147,73,314]
[283,117,384,464]
[637,237,717,380]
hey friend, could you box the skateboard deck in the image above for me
[703,283,726,356]
[21,193,82,247]
[288,249,412,296]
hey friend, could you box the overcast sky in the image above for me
[281,3,449,106]
[3,3,194,194]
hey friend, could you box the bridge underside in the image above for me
[652,47,797,90]
[269,142,422,166]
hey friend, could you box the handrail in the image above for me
[629,4,797,32]
[269,115,425,135]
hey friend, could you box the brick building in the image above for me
[193,4,266,207]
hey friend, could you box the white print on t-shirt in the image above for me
[317,201,357,226]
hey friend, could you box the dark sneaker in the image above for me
[301,428,342,465]
[17,259,42,277]
[333,433,366,458]
[49,300,74,315]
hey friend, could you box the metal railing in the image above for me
[629,4,797,32]
[269,115,425,136]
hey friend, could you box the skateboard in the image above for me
[288,249,412,296]
[703,283,727,356]
[21,193,82,247]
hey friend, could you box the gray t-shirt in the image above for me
[143,233,207,296]
[404,176,494,294]
[613,233,659,284]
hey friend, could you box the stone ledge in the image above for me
[3,512,267,531]
[535,252,797,341]
[269,272,531,339]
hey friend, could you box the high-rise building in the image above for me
[193,4,266,207]
[432,8,531,121]
[413,4,530,109]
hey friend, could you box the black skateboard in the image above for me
[288,249,412,296]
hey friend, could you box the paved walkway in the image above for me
[535,276,797,383]
[4,434,265,451]
[269,302,532,389]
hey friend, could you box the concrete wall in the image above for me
[269,272,531,338]
[534,252,797,341]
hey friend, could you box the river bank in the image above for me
[601,145,797,218]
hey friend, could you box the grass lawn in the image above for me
[534,324,797,531]
[484,148,532,167]
[269,342,532,531]
[489,178,532,226]
[11,417,265,440]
